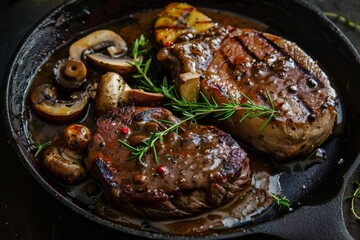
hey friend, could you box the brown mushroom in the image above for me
[63,124,92,151]
[94,72,164,116]
[68,30,141,76]
[87,53,141,75]
[53,58,87,90]
[42,145,87,185]
[94,72,131,115]
[69,29,127,60]
[30,83,89,123]
[57,29,128,88]
[63,58,87,81]
[129,89,165,106]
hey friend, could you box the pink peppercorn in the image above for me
[120,127,129,135]
[156,165,169,175]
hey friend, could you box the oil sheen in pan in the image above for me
[24,8,342,236]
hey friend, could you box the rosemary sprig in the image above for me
[121,35,277,164]
[118,116,191,166]
[32,140,52,157]
[118,94,264,166]
[131,34,148,59]
[129,36,276,126]
[129,35,276,121]
[269,193,290,210]
[350,182,360,220]
[325,12,360,31]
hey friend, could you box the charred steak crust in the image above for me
[86,106,251,218]
[158,26,337,160]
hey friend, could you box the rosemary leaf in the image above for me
[143,59,151,75]
[325,12,360,30]
[269,193,290,210]
[350,182,360,220]
[33,140,52,157]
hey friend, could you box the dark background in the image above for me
[0,0,359,239]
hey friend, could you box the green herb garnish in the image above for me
[118,117,188,166]
[350,182,360,220]
[269,193,291,210]
[325,12,360,30]
[32,140,52,157]
[121,35,277,165]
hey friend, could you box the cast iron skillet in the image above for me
[3,0,360,239]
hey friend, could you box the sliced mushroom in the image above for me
[55,30,126,89]
[86,81,98,99]
[87,53,141,75]
[177,72,200,101]
[63,124,92,151]
[69,30,127,60]
[42,145,87,184]
[95,72,164,116]
[30,83,89,123]
[53,58,87,90]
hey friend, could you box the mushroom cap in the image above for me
[42,145,87,185]
[63,124,92,151]
[30,83,89,123]
[95,72,131,116]
[69,30,127,60]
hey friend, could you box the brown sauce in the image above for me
[94,171,278,236]
[24,8,309,236]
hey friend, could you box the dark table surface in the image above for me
[0,0,359,239]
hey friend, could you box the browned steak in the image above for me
[86,106,250,218]
[157,26,337,160]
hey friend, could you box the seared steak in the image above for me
[86,106,250,218]
[157,26,337,160]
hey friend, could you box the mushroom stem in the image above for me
[64,58,87,81]
[53,58,87,90]
[129,89,165,106]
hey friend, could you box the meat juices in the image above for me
[158,26,337,160]
[86,106,251,219]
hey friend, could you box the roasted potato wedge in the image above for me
[155,3,215,46]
